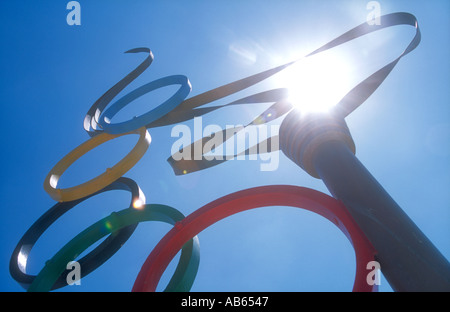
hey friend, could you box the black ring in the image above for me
[10,177,142,290]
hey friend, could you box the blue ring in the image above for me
[99,75,191,134]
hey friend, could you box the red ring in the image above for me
[132,185,378,292]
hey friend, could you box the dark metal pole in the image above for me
[279,110,450,291]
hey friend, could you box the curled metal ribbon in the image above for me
[84,13,420,175]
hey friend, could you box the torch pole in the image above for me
[279,110,450,291]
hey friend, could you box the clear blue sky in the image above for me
[1,0,449,292]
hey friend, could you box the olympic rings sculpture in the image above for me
[10,12,420,292]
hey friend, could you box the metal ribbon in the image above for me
[83,13,420,175]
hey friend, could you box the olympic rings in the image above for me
[28,204,200,292]
[10,177,145,290]
[99,75,192,134]
[132,185,377,292]
[43,127,151,202]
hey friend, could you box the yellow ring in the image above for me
[43,127,151,202]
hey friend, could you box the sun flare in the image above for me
[274,51,353,115]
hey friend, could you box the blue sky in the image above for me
[1,0,449,292]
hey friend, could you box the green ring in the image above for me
[28,204,200,292]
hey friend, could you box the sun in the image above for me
[274,51,353,115]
